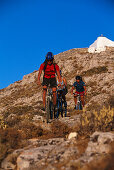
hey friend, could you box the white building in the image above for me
[88,36,114,53]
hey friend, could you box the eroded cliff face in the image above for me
[0,47,114,170]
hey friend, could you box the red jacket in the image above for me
[40,63,60,78]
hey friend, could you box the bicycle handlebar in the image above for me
[73,92,85,96]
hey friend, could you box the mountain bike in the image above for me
[56,89,67,118]
[74,93,83,110]
[46,86,54,123]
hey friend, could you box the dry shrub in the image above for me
[0,143,7,164]
[0,128,22,165]
[86,102,101,112]
[80,106,114,135]
[107,95,114,108]
[0,128,21,149]
[0,118,7,129]
[18,121,43,139]
[50,121,71,138]
[6,115,21,127]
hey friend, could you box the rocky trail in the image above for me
[1,113,114,170]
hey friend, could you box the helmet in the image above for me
[75,76,81,80]
[45,52,54,60]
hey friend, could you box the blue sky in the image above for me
[0,0,114,89]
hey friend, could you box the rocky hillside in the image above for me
[0,47,114,169]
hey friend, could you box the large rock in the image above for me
[77,131,114,165]
[86,131,114,156]
[17,138,78,170]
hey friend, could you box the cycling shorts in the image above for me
[42,77,57,88]
[75,91,84,95]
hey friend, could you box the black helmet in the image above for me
[45,52,54,60]
[75,76,81,80]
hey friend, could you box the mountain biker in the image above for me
[57,70,67,109]
[71,75,86,109]
[37,52,61,111]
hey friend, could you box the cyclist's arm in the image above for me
[63,77,67,87]
[37,68,43,85]
[71,86,75,94]
[84,86,87,95]
[56,70,61,84]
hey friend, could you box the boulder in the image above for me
[86,131,114,156]
[68,132,78,140]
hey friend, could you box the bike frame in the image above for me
[74,93,83,110]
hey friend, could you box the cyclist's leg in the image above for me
[62,92,67,116]
[43,85,47,108]
[74,93,77,106]
[80,92,84,107]
[62,92,67,107]
[50,77,57,107]
[42,77,49,109]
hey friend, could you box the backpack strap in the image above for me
[43,60,47,72]
[53,63,57,74]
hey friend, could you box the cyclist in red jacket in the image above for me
[38,52,61,111]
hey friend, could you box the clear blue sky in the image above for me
[0,0,114,89]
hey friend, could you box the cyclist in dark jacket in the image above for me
[57,70,67,109]
[37,52,61,111]
[71,76,86,109]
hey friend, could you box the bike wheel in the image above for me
[46,97,50,123]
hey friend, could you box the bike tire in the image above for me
[46,97,50,123]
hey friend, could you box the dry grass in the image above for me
[80,106,114,136]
